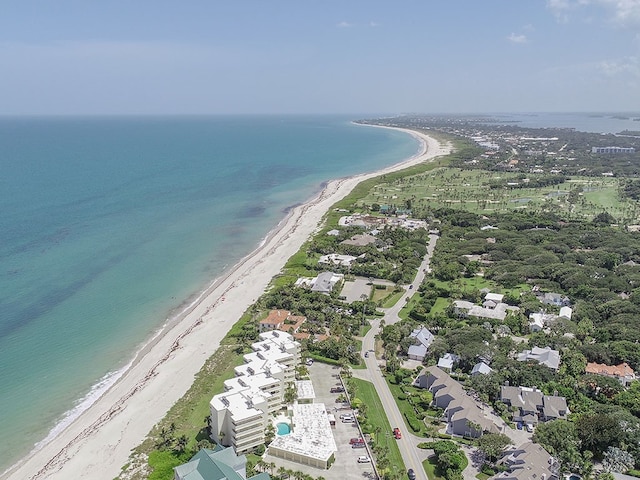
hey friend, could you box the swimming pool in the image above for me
[276,422,291,435]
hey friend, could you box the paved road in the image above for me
[353,235,439,480]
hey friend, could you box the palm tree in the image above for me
[277,466,287,479]
[174,434,188,454]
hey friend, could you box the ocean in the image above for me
[0,115,419,472]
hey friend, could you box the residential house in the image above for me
[539,292,571,307]
[340,233,377,247]
[437,353,459,372]
[318,253,361,267]
[500,386,568,424]
[528,306,573,332]
[517,346,560,370]
[585,362,637,386]
[453,292,520,322]
[416,366,499,438]
[174,446,271,480]
[259,310,288,332]
[407,326,434,362]
[259,310,306,334]
[495,441,558,480]
[471,362,493,376]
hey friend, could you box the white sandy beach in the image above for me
[2,127,451,480]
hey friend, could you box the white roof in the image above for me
[471,362,493,375]
[484,293,504,302]
[268,403,337,461]
[296,380,315,401]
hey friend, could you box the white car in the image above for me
[357,456,371,463]
[526,423,534,433]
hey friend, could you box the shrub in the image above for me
[404,412,422,433]
[417,442,435,449]
[481,465,496,476]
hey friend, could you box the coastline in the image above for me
[2,126,451,480]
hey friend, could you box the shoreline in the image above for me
[2,126,451,480]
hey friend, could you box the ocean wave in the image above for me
[33,359,133,452]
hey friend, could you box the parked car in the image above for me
[352,442,366,448]
[526,423,534,433]
[339,412,353,419]
[364,351,369,358]
[349,437,364,444]
[330,386,345,393]
[357,456,371,463]
[393,427,402,439]
[341,416,354,423]
[407,469,416,480]
[516,421,523,430]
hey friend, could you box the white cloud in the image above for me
[597,55,640,77]
[370,21,380,27]
[547,0,640,28]
[507,33,528,43]
[337,21,353,28]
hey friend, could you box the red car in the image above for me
[350,437,364,444]
[393,427,402,439]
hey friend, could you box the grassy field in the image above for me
[350,378,405,472]
[355,167,640,222]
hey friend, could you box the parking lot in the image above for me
[263,361,376,480]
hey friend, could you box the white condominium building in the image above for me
[210,330,300,453]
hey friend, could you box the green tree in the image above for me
[477,433,512,464]
[576,413,621,458]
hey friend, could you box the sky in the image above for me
[1,0,639,115]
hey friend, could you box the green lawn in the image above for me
[356,167,639,222]
[423,457,443,480]
[350,378,405,472]
[386,379,427,436]
[430,297,450,315]
[382,291,405,308]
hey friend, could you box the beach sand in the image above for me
[2,127,451,480]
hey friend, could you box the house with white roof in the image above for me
[318,253,361,267]
[453,292,519,322]
[295,272,344,295]
[471,362,493,376]
[437,353,459,371]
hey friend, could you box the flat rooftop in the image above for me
[268,403,337,461]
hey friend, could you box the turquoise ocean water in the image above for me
[0,115,419,471]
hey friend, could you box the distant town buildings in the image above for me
[592,146,636,154]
